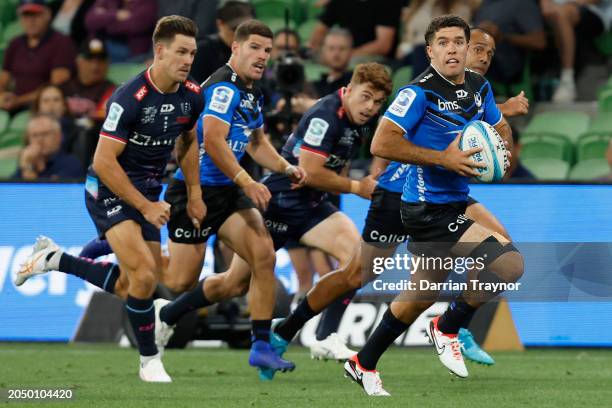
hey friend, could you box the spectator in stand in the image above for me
[474,0,547,84]
[0,0,77,114]
[540,0,612,103]
[190,0,254,83]
[157,0,219,42]
[313,28,353,97]
[53,0,97,47]
[396,0,477,76]
[308,0,403,59]
[14,114,84,180]
[32,84,77,153]
[85,0,157,63]
[61,38,115,165]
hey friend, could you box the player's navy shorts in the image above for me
[361,186,410,245]
[165,179,255,244]
[400,200,474,257]
[84,175,162,242]
[263,200,338,250]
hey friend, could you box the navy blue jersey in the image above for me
[383,66,502,203]
[264,89,371,209]
[92,68,203,189]
[174,64,264,185]
[377,161,410,193]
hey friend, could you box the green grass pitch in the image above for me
[0,344,611,407]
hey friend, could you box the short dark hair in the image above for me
[350,62,392,97]
[470,26,494,39]
[152,15,198,44]
[274,28,301,46]
[217,1,254,24]
[234,19,273,42]
[424,15,470,46]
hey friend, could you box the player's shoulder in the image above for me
[202,65,241,92]
[181,75,202,96]
[465,68,489,89]
[304,91,343,126]
[109,71,150,105]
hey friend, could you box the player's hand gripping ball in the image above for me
[459,120,509,182]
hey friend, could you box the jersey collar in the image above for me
[429,63,466,86]
[145,67,166,94]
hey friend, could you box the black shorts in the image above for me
[361,187,409,245]
[165,179,255,244]
[400,200,474,257]
[263,200,338,250]
[577,5,605,38]
[84,175,162,242]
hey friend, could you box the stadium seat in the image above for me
[253,0,297,24]
[0,0,17,26]
[0,155,18,178]
[520,133,574,163]
[0,130,24,149]
[0,20,22,47]
[298,19,318,42]
[594,30,612,56]
[262,18,287,33]
[107,63,147,85]
[303,61,327,81]
[391,66,413,99]
[588,114,612,133]
[522,158,569,180]
[575,132,612,162]
[523,111,590,143]
[8,110,30,133]
[598,87,612,113]
[304,0,324,20]
[569,159,609,180]
[0,109,9,132]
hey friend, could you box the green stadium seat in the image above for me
[575,132,612,162]
[0,0,18,27]
[522,158,569,180]
[8,110,30,133]
[391,66,413,98]
[303,61,327,81]
[0,109,9,132]
[598,87,612,113]
[0,155,18,178]
[304,0,324,20]
[107,63,147,85]
[569,159,610,181]
[262,18,287,33]
[588,114,612,133]
[520,133,574,163]
[253,0,296,23]
[0,20,22,47]
[0,129,24,149]
[523,111,590,143]
[298,19,318,42]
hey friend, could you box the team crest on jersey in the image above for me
[180,102,192,116]
[141,106,158,124]
[456,89,468,99]
[103,102,124,132]
[389,88,416,117]
[339,128,356,146]
[474,92,482,107]
[304,118,329,147]
[134,85,148,101]
[185,80,201,94]
[209,86,234,114]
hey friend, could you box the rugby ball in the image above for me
[459,120,508,182]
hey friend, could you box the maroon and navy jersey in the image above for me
[91,68,204,189]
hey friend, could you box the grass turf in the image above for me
[0,344,610,407]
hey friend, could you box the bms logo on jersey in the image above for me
[437,99,460,111]
[388,88,416,117]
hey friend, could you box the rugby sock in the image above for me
[437,299,476,334]
[275,297,317,342]
[357,309,409,370]
[251,319,271,343]
[55,252,120,294]
[79,238,113,259]
[159,279,213,325]
[125,295,158,357]
[315,289,357,341]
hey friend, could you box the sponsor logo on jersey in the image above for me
[141,106,158,124]
[185,80,201,94]
[209,86,234,114]
[338,128,357,146]
[134,85,148,101]
[174,226,212,240]
[456,89,468,99]
[160,104,175,114]
[264,219,288,233]
[448,214,469,232]
[103,102,124,132]
[437,99,460,111]
[388,88,416,117]
[106,205,122,218]
[303,118,329,147]
[419,73,434,83]
[474,92,482,107]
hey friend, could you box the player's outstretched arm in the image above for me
[176,127,205,228]
[498,91,529,118]
[92,138,169,228]
[371,118,484,177]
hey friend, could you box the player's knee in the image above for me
[499,249,524,283]
[131,268,157,293]
[231,280,250,297]
[250,241,276,271]
[165,278,197,294]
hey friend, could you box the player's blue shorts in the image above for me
[84,175,162,242]
[263,200,338,250]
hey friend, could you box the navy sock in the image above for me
[159,279,213,326]
[357,309,410,370]
[275,297,317,342]
[438,299,477,335]
[252,319,271,343]
[316,289,356,341]
[125,295,157,357]
[79,238,113,259]
[58,253,120,294]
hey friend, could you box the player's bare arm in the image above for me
[176,127,206,228]
[370,117,485,177]
[92,138,169,228]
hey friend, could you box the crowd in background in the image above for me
[0,0,611,181]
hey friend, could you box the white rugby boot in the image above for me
[139,354,172,383]
[310,333,356,361]
[427,316,468,378]
[14,236,61,286]
[344,355,390,396]
[154,298,175,354]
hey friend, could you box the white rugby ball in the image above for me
[459,120,508,182]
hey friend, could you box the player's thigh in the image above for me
[309,248,333,276]
[105,220,157,277]
[361,240,399,283]
[166,239,206,291]
[453,221,510,256]
[300,212,361,265]
[288,247,313,278]
[217,208,274,263]
[465,202,510,240]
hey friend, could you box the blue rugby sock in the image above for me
[79,238,113,259]
[159,278,213,325]
[316,289,356,341]
[58,253,120,294]
[126,295,158,357]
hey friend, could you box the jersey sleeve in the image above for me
[202,82,240,126]
[299,112,338,158]
[187,86,205,130]
[482,81,503,126]
[383,86,426,133]
[99,88,139,144]
[255,95,265,129]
